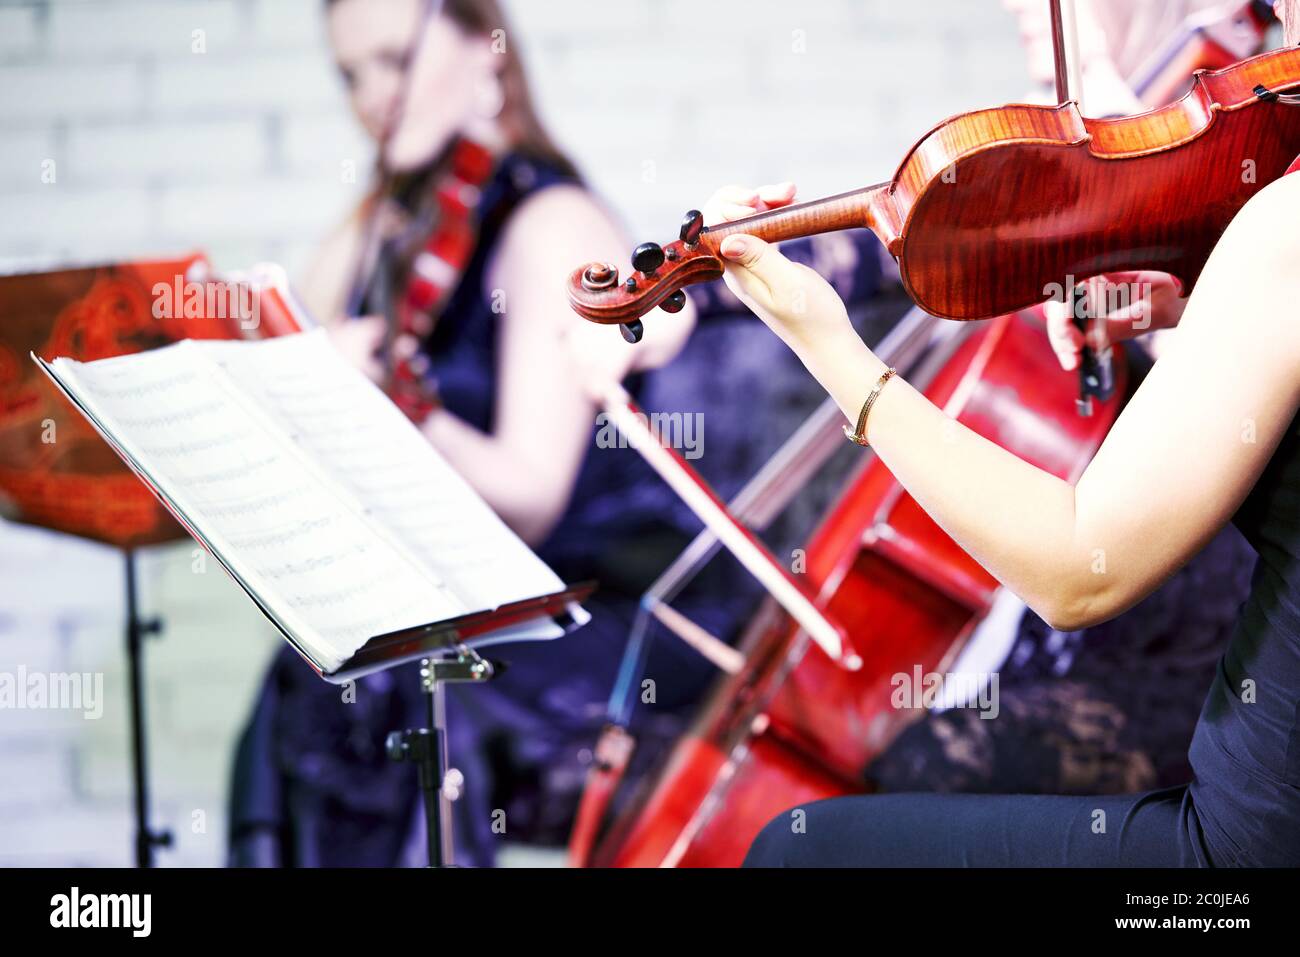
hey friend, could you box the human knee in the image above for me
[743,809,802,867]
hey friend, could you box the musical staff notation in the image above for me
[46,331,570,672]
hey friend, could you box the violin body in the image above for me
[568,46,1300,330]
[890,46,1300,319]
[590,309,1125,867]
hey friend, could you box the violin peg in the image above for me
[659,290,687,314]
[631,242,665,276]
[680,210,703,247]
[619,319,645,343]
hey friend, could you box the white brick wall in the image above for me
[0,0,1027,867]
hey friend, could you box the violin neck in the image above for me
[701,184,888,248]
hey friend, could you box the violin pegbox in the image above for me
[567,209,722,342]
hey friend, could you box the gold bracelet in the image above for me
[843,367,897,447]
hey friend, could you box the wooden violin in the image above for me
[567,44,1300,343]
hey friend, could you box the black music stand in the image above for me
[123,548,173,867]
[386,647,496,868]
[322,585,592,869]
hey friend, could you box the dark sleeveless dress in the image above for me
[226,151,797,867]
[746,172,1300,868]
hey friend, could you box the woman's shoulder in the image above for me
[1191,170,1300,373]
[1198,172,1300,319]
[300,192,376,322]
[503,181,606,235]
[1229,169,1300,253]
[490,181,619,281]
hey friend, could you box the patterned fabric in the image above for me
[869,525,1253,796]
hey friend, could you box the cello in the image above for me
[582,306,1123,867]
[567,1,1300,866]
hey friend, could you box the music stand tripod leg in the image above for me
[386,647,495,868]
[123,549,173,867]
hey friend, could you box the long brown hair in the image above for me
[441,0,577,177]
[327,0,579,179]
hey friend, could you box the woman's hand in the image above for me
[325,314,386,383]
[703,183,859,352]
[1044,271,1187,371]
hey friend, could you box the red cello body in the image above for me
[590,309,1126,867]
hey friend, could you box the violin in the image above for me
[567,44,1300,342]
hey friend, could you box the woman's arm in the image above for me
[714,173,1300,630]
[300,198,371,324]
[424,184,695,544]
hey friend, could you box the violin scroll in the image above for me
[566,207,727,338]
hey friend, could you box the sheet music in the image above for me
[199,332,566,619]
[45,336,563,673]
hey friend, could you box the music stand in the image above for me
[122,548,173,866]
[328,587,593,868]
[386,647,495,868]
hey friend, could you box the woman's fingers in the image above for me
[703,185,759,225]
[718,233,803,313]
[1044,299,1085,371]
[716,184,760,204]
[756,181,797,207]
[703,182,799,225]
[720,202,760,222]
[1040,269,1190,373]
[721,234,779,279]
[326,315,387,382]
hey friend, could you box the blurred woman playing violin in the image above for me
[230,0,758,868]
[742,0,1300,867]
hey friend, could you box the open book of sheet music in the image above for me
[34,330,591,682]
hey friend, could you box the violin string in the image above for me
[343,0,446,321]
